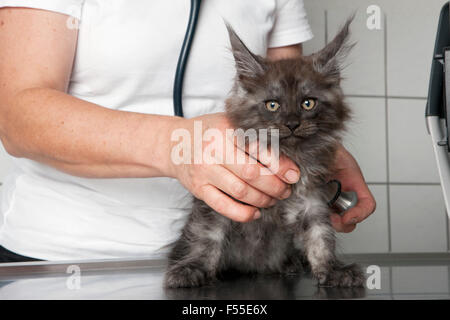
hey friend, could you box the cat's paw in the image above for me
[314,263,365,287]
[164,264,213,288]
[280,259,304,275]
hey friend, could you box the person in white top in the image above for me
[0,0,375,262]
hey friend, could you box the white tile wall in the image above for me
[343,97,387,183]
[392,266,449,294]
[390,185,448,253]
[326,1,385,96]
[302,0,326,55]
[303,0,450,253]
[383,0,448,97]
[337,185,389,253]
[304,0,448,98]
[388,98,440,183]
[304,0,386,95]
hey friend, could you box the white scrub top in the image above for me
[0,0,313,260]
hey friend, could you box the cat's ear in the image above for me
[312,15,355,83]
[225,23,265,78]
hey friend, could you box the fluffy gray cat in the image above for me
[165,17,365,288]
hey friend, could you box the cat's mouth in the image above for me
[276,123,319,140]
[280,134,300,140]
[279,134,304,144]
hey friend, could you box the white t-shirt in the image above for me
[0,0,313,260]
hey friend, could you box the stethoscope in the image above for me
[173,0,202,117]
[173,0,357,213]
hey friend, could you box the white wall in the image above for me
[303,0,450,253]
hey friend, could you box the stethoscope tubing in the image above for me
[173,0,203,117]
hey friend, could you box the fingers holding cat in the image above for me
[236,141,301,190]
[197,184,262,222]
[206,164,277,208]
[166,113,300,222]
[222,141,298,201]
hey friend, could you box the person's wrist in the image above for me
[158,115,189,179]
[131,115,186,178]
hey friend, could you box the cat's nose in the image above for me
[286,122,300,132]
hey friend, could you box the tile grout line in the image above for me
[383,12,392,253]
[345,94,427,100]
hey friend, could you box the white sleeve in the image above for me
[0,0,85,20]
[268,0,314,48]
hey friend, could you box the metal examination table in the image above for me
[1,254,450,299]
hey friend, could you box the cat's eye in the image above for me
[301,98,317,110]
[265,100,280,112]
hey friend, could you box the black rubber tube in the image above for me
[326,180,342,207]
[173,0,202,117]
[426,2,449,117]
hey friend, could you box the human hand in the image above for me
[329,145,376,233]
[166,113,301,222]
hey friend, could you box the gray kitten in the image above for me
[165,17,365,288]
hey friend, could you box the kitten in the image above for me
[165,17,365,288]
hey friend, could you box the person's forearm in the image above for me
[0,87,179,178]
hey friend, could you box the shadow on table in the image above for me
[164,273,367,300]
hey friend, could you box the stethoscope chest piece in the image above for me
[325,180,358,214]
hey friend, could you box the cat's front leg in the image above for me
[164,231,225,288]
[164,203,230,288]
[164,227,226,288]
[296,205,365,287]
